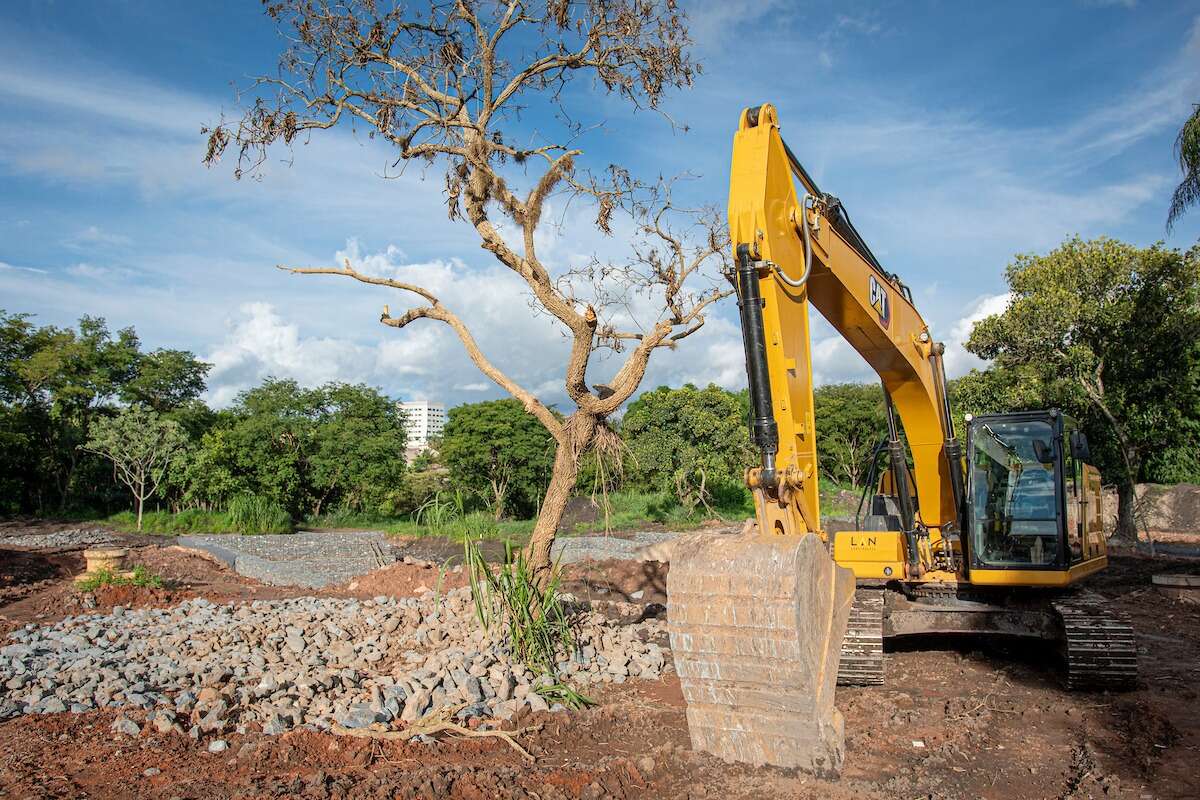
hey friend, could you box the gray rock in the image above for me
[454,702,488,722]
[143,768,161,778]
[525,693,549,713]
[40,697,67,714]
[207,739,228,754]
[336,705,382,729]
[112,716,141,736]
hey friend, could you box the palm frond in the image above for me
[1167,104,1200,232]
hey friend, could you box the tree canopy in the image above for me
[439,398,556,520]
[813,383,887,489]
[181,379,408,518]
[84,405,187,530]
[0,310,210,514]
[965,236,1200,537]
[621,384,752,512]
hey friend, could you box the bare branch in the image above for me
[280,259,565,439]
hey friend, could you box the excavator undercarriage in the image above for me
[837,585,1138,691]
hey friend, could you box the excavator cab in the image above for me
[964,410,1107,583]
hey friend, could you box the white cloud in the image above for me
[204,302,375,407]
[942,292,1013,377]
[0,260,47,275]
[65,226,132,249]
[66,262,111,279]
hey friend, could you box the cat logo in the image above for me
[868,275,890,329]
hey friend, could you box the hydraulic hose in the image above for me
[772,195,813,290]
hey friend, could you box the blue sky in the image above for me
[1,0,1197,408]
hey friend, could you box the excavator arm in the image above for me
[728,103,965,578]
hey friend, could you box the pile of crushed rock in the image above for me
[1,528,121,550]
[0,587,668,742]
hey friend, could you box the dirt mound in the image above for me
[1103,483,1200,534]
[327,559,470,597]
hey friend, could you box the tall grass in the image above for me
[412,489,466,535]
[105,495,292,535]
[464,536,573,675]
[226,494,293,535]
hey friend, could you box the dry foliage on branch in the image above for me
[205,0,731,581]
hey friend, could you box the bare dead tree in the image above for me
[204,0,731,584]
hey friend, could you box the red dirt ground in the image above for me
[1,529,1198,799]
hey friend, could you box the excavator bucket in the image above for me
[666,529,856,776]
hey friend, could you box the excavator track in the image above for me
[837,590,884,686]
[1053,599,1138,691]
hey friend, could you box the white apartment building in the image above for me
[401,400,446,452]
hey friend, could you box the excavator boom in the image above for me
[728,103,962,577]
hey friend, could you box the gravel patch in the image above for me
[0,589,668,741]
[0,529,122,550]
[552,531,680,564]
[178,532,395,588]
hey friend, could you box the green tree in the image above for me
[122,348,211,412]
[440,399,555,520]
[967,237,1200,539]
[1168,103,1200,231]
[309,383,408,516]
[83,405,187,530]
[0,310,209,513]
[622,384,752,512]
[812,383,887,489]
[180,380,407,518]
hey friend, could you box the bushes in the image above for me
[621,384,752,513]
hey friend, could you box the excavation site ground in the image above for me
[0,523,1197,800]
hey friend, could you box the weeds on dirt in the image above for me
[464,536,573,674]
[535,682,596,710]
[75,564,164,592]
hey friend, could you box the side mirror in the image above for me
[1069,430,1091,462]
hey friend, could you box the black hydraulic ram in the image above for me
[883,388,922,576]
[734,244,780,488]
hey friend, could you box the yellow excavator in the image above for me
[722,103,1136,691]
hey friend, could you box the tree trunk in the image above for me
[136,495,144,531]
[526,414,595,587]
[1113,449,1141,542]
[491,478,507,521]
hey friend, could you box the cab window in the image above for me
[970,419,1061,568]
